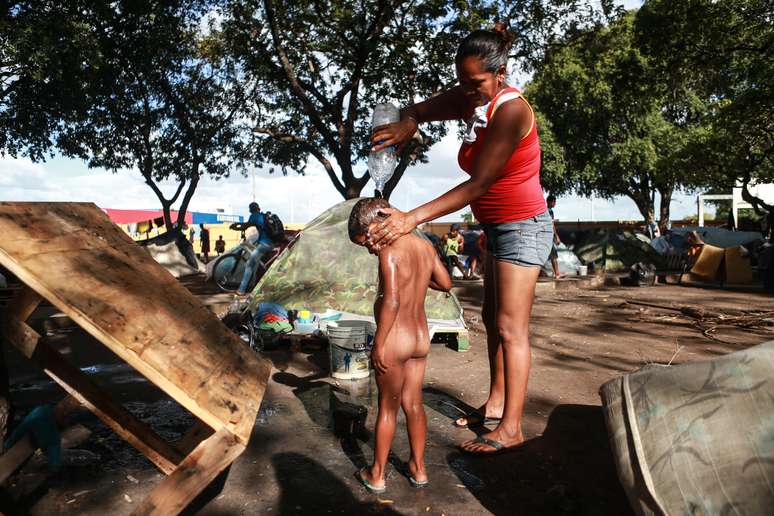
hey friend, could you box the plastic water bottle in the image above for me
[369,103,399,196]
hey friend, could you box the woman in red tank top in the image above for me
[369,23,555,455]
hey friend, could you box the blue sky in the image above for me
[2,0,702,224]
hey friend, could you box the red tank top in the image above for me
[457,86,546,223]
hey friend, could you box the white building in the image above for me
[697,183,774,226]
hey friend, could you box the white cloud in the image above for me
[1,120,700,225]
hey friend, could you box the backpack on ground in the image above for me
[263,212,285,241]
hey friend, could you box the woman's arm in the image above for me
[371,87,471,152]
[370,98,532,248]
[403,86,469,124]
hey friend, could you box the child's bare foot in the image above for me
[408,458,428,485]
[459,426,525,454]
[357,466,386,493]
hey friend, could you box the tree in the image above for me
[529,11,690,226]
[0,2,96,160]
[635,0,774,215]
[223,0,620,200]
[62,2,252,232]
[222,0,476,200]
[4,2,251,232]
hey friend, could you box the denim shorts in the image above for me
[483,211,554,267]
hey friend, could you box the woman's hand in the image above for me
[368,207,417,250]
[370,118,418,153]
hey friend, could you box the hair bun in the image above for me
[492,20,515,49]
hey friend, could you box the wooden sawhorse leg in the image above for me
[2,286,183,474]
[132,428,244,515]
[3,285,247,515]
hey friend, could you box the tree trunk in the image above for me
[629,193,655,226]
[658,186,673,231]
[176,165,200,230]
[161,202,174,233]
[345,183,364,199]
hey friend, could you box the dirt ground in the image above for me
[2,276,772,515]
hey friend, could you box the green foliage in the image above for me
[2,1,251,229]
[528,11,691,224]
[0,2,97,160]
[223,0,619,199]
[222,0,475,199]
[635,0,774,214]
[3,0,624,210]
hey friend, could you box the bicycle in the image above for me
[212,241,281,293]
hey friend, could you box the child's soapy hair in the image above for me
[348,198,391,241]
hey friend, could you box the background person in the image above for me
[230,202,274,296]
[215,235,226,255]
[463,229,483,279]
[199,223,210,263]
[546,195,564,279]
[368,23,554,454]
[442,223,466,277]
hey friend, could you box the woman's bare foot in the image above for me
[408,458,427,483]
[459,425,525,454]
[453,402,504,427]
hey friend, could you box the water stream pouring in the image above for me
[368,103,399,197]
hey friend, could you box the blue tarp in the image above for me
[670,226,762,248]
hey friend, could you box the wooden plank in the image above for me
[132,428,245,516]
[5,285,42,323]
[2,318,183,474]
[175,420,215,457]
[0,203,270,444]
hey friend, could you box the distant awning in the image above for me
[101,208,193,225]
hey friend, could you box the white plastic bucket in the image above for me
[327,321,372,380]
[578,265,588,276]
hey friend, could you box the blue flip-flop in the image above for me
[356,468,386,494]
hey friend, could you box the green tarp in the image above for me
[600,341,774,515]
[249,199,463,321]
[575,230,666,272]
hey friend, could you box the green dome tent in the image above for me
[574,230,667,272]
[248,199,464,324]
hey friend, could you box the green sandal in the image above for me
[356,468,386,494]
